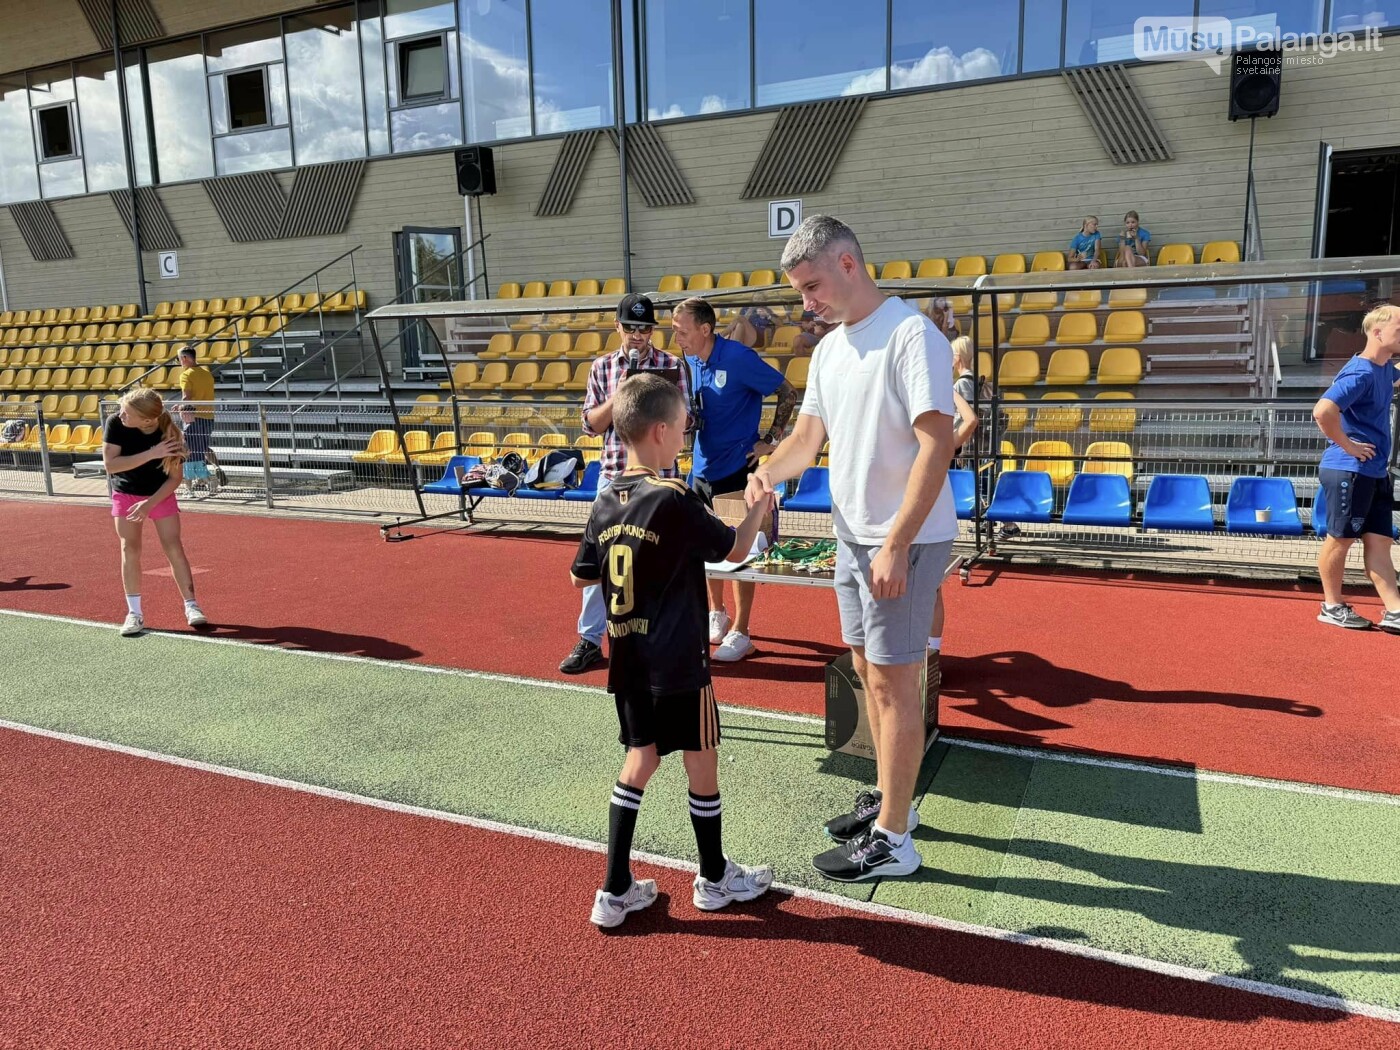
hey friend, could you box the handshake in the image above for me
[743,470,780,512]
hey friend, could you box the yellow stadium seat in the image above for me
[575,433,602,463]
[1089,391,1137,432]
[1107,287,1148,309]
[86,369,108,390]
[1045,348,1091,385]
[105,367,127,387]
[68,368,89,389]
[14,368,35,389]
[459,397,503,426]
[686,273,715,291]
[746,269,776,287]
[152,302,172,320]
[570,332,602,359]
[56,394,80,420]
[784,357,810,389]
[604,332,623,354]
[467,362,510,392]
[39,309,59,325]
[500,363,541,391]
[520,281,547,299]
[954,256,987,278]
[47,368,71,391]
[30,369,54,392]
[99,345,120,365]
[1063,289,1103,310]
[542,333,572,358]
[975,316,1006,347]
[443,362,480,390]
[1031,251,1066,272]
[974,292,1017,315]
[864,262,877,279]
[465,431,496,460]
[38,395,61,418]
[573,279,601,297]
[657,275,684,294]
[1008,316,1050,347]
[716,271,744,289]
[417,431,461,467]
[914,258,947,279]
[997,439,1019,472]
[977,351,993,379]
[1034,393,1084,433]
[380,430,430,464]
[51,422,90,451]
[1156,244,1195,266]
[142,367,167,389]
[992,254,1026,275]
[1096,347,1143,384]
[547,280,574,298]
[511,333,543,360]
[601,278,627,295]
[880,260,913,280]
[1084,440,1134,481]
[498,431,532,460]
[0,423,32,451]
[767,326,799,356]
[1201,241,1240,264]
[352,430,398,463]
[1025,439,1075,486]
[531,361,572,392]
[403,395,441,424]
[1103,311,1146,344]
[478,334,512,360]
[0,368,15,389]
[496,282,522,299]
[997,350,1040,387]
[57,346,77,366]
[55,307,74,325]
[564,361,593,392]
[1055,312,1098,344]
[41,423,71,450]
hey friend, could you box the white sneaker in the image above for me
[693,859,774,911]
[589,878,658,928]
[708,609,731,644]
[120,613,144,637]
[714,629,755,662]
[184,603,208,627]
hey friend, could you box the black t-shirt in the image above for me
[572,468,736,696]
[103,415,169,496]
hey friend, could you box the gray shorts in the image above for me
[834,538,955,665]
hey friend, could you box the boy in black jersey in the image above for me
[571,373,775,928]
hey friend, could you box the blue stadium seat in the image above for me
[1311,483,1400,539]
[1142,474,1214,531]
[784,467,831,513]
[1062,473,1132,526]
[948,469,976,520]
[562,461,601,502]
[1225,477,1303,536]
[985,470,1054,524]
[422,455,481,495]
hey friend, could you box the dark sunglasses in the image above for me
[620,323,654,333]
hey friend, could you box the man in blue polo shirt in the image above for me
[673,296,800,661]
[1313,302,1400,633]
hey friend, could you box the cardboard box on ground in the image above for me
[825,650,941,760]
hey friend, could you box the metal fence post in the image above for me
[36,406,53,496]
[259,403,275,510]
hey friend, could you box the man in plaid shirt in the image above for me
[560,292,691,675]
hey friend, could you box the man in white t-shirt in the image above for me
[747,215,956,884]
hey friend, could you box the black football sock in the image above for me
[689,790,726,883]
[605,781,644,896]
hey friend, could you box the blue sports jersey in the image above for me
[687,335,785,481]
[1069,231,1100,261]
[1319,355,1398,478]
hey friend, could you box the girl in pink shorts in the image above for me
[102,388,208,636]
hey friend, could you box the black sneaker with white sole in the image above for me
[824,789,921,844]
[560,638,605,674]
[1318,603,1372,630]
[813,826,921,883]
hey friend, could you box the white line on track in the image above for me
[1,715,1397,1025]
[4,607,1396,808]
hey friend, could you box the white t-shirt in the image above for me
[799,296,957,546]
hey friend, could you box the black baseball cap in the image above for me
[616,293,656,327]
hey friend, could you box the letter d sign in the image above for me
[769,199,801,239]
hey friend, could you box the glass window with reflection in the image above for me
[75,58,128,192]
[384,0,456,40]
[1022,0,1064,72]
[1199,0,1326,40]
[891,0,1019,87]
[30,65,86,198]
[646,0,750,119]
[147,38,214,182]
[0,77,40,204]
[386,28,462,151]
[531,0,614,133]
[459,0,530,141]
[1065,0,1194,66]
[359,3,391,155]
[755,0,888,105]
[1332,0,1395,31]
[122,53,154,186]
[285,8,367,164]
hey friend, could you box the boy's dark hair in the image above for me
[675,296,716,332]
[613,373,684,446]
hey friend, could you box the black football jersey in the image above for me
[572,468,736,695]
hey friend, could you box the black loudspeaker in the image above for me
[1229,48,1283,120]
[455,146,497,196]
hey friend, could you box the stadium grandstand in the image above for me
[1,0,1398,571]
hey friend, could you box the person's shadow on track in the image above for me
[178,622,422,661]
[940,650,1321,737]
[0,576,70,591]
[600,890,1355,1025]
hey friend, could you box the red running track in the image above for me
[1,500,1395,793]
[3,728,1394,1050]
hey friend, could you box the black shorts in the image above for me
[1319,468,1395,539]
[183,416,213,459]
[615,685,721,756]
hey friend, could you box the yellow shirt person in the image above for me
[178,358,216,420]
